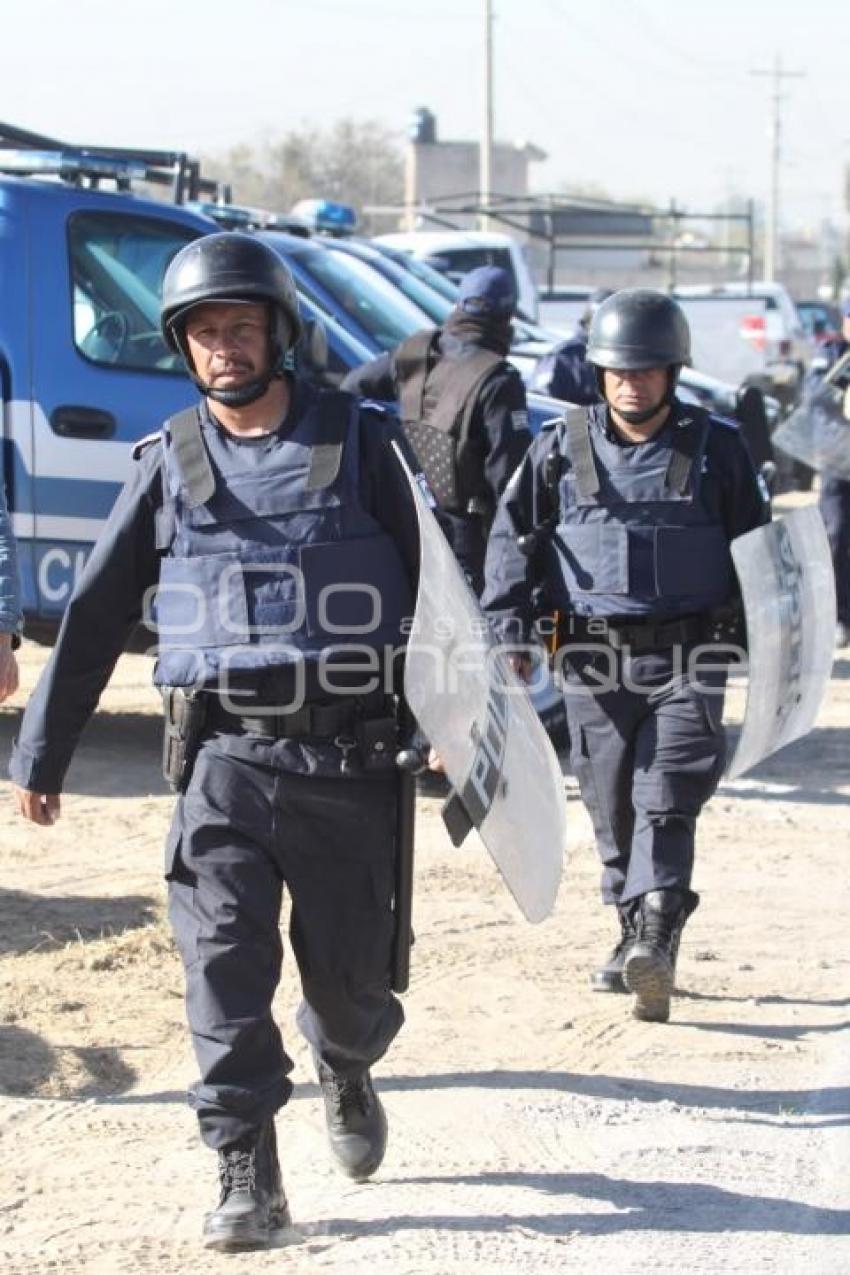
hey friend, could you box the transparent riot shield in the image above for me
[772,352,850,480]
[727,507,835,779]
[395,446,566,923]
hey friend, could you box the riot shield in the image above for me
[772,352,850,480]
[395,445,566,923]
[727,507,835,779]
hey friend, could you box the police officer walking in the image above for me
[482,289,769,1024]
[10,233,423,1250]
[341,265,531,594]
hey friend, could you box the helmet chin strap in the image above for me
[204,369,280,408]
[600,365,680,425]
[615,397,668,426]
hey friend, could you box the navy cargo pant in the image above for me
[819,475,850,625]
[561,644,727,906]
[165,731,403,1151]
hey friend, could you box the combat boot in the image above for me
[202,1119,291,1251]
[590,903,637,993]
[315,1057,388,1181]
[623,888,699,1023]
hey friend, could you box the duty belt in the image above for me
[566,614,705,653]
[207,694,384,740]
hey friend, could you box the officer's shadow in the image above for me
[0,706,167,799]
[0,1024,137,1098]
[309,1168,849,1240]
[0,885,156,957]
[720,724,849,803]
[372,1067,850,1130]
[307,1067,850,1239]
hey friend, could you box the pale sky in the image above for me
[4,0,849,232]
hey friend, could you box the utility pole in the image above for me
[480,0,494,233]
[751,54,804,281]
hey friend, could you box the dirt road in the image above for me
[1,632,848,1274]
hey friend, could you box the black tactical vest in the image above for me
[394,329,502,514]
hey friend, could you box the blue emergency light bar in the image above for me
[0,148,147,183]
[291,199,358,236]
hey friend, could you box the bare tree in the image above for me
[201,121,404,233]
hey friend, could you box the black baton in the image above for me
[392,710,424,993]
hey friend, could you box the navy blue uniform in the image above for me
[10,379,421,1151]
[482,399,769,906]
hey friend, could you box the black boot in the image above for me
[590,904,637,993]
[623,888,699,1023]
[202,1119,291,1251]
[315,1057,388,1181]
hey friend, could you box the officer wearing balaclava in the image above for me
[342,265,531,594]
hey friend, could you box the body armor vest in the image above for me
[394,329,502,513]
[548,407,733,619]
[152,390,412,688]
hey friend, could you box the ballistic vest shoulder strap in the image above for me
[563,408,600,499]
[166,407,216,509]
[306,390,353,491]
[665,415,709,495]
[427,347,503,437]
[395,330,440,424]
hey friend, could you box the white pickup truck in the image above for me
[673,282,810,412]
[374,230,540,323]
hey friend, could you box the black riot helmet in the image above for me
[161,233,303,407]
[586,288,691,423]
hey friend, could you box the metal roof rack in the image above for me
[0,121,229,204]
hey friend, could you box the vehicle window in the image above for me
[428,247,513,281]
[373,259,453,324]
[285,246,430,352]
[798,304,835,339]
[68,213,200,372]
[391,252,459,302]
[333,248,453,325]
[297,294,374,383]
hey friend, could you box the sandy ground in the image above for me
[1,543,849,1272]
